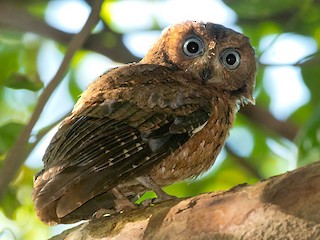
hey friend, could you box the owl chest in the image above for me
[149,101,236,186]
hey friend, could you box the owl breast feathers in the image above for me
[33,21,256,225]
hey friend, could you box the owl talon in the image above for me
[92,208,111,219]
[137,175,176,204]
[140,198,153,207]
[141,194,176,207]
[114,199,137,212]
[153,194,176,203]
[112,187,137,212]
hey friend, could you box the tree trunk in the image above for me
[50,161,320,240]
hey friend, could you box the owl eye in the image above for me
[183,37,204,57]
[221,49,241,70]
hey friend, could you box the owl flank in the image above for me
[33,21,257,225]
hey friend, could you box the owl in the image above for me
[33,21,256,225]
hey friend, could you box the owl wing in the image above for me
[33,64,212,219]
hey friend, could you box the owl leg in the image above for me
[112,187,137,212]
[137,175,176,202]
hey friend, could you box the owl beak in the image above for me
[242,80,255,105]
[200,67,213,85]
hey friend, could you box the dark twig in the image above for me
[225,145,263,180]
[240,105,298,141]
[0,0,103,199]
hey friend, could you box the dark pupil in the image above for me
[226,54,236,65]
[187,41,199,53]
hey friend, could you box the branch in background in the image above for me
[0,0,103,199]
[240,105,298,141]
[225,145,263,180]
[259,51,320,67]
[0,1,140,63]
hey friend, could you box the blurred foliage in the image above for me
[0,122,24,155]
[0,0,319,239]
[0,31,42,91]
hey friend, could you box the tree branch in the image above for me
[50,161,320,240]
[226,145,263,179]
[240,104,298,141]
[0,1,140,63]
[0,0,103,199]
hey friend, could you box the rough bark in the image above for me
[50,161,320,240]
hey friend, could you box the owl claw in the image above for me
[141,194,177,207]
[114,199,137,212]
[112,187,137,212]
[92,208,111,219]
[154,194,176,202]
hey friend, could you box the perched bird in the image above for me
[33,21,256,225]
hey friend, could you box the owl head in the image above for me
[142,21,257,105]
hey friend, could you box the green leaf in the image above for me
[242,22,282,50]
[68,69,83,103]
[289,101,312,126]
[223,0,304,19]
[0,122,24,154]
[0,186,20,218]
[0,30,43,91]
[300,54,320,104]
[254,67,272,108]
[0,32,21,84]
[3,72,43,91]
[296,104,320,165]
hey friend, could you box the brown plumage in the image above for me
[33,21,257,225]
